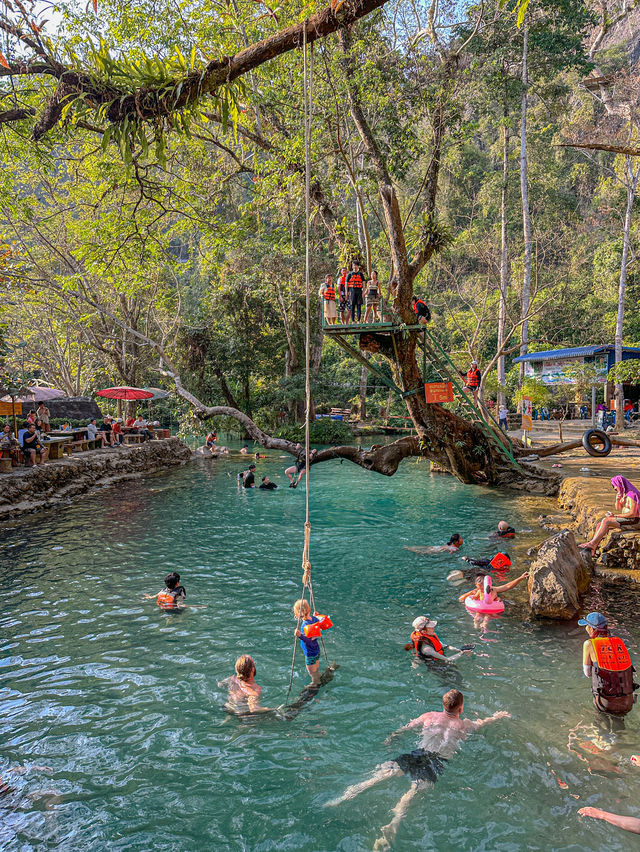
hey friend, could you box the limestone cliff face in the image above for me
[0,438,192,518]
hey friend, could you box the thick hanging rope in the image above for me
[286,29,327,704]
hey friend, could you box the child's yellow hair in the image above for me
[293,599,311,618]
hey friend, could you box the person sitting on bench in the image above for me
[133,415,154,441]
[22,423,49,466]
[0,424,20,465]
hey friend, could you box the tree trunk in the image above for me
[615,157,639,430]
[519,26,532,388]
[498,122,510,407]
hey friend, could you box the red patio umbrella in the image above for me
[96,387,154,400]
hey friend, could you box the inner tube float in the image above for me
[582,429,612,458]
[465,575,505,615]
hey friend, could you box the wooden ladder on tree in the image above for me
[418,327,523,471]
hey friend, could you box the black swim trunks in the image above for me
[394,749,446,782]
[617,517,640,527]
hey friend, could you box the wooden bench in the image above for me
[123,433,144,445]
[64,440,86,456]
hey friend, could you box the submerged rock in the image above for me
[528,530,591,619]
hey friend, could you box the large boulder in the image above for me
[528,530,591,619]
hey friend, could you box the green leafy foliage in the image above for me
[273,418,354,444]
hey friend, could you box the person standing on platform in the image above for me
[337,267,349,324]
[319,274,337,326]
[346,261,365,324]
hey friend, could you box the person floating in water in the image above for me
[405,533,463,556]
[462,552,511,572]
[448,553,511,583]
[458,571,527,606]
[144,571,187,611]
[580,611,637,717]
[490,520,515,539]
[259,476,278,490]
[219,655,273,714]
[405,616,473,662]
[237,463,256,488]
[293,599,332,686]
[579,476,640,553]
[325,689,510,851]
[240,444,249,455]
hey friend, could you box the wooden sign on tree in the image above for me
[425,382,453,404]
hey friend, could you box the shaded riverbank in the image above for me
[0,438,192,519]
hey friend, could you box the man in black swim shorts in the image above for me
[325,689,510,851]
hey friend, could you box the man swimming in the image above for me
[490,520,515,538]
[325,689,510,850]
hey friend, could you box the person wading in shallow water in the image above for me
[324,689,510,850]
[580,611,637,717]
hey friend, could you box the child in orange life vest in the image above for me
[293,599,332,686]
[405,616,473,662]
[144,571,186,610]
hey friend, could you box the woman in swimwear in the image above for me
[219,655,273,714]
[579,476,640,554]
[405,534,463,556]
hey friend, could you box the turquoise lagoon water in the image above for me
[1,447,640,851]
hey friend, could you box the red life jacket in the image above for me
[338,273,347,297]
[413,299,427,314]
[323,284,335,301]
[410,630,443,656]
[591,636,636,698]
[348,272,364,290]
[466,368,481,388]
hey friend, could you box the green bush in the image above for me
[274,418,354,444]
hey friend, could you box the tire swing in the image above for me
[582,429,612,458]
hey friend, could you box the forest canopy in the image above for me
[0,0,638,486]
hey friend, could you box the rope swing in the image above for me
[286,27,329,704]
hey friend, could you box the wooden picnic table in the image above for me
[42,435,73,460]
[49,428,90,454]
[49,428,89,439]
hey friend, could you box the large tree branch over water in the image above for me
[0,0,391,138]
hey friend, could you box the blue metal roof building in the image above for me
[513,345,640,369]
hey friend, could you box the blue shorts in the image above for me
[304,655,320,667]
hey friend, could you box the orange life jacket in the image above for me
[413,299,427,314]
[411,630,443,656]
[157,591,179,610]
[323,284,336,301]
[466,368,481,388]
[590,635,636,699]
[348,272,364,290]
[592,636,631,672]
[490,553,511,571]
